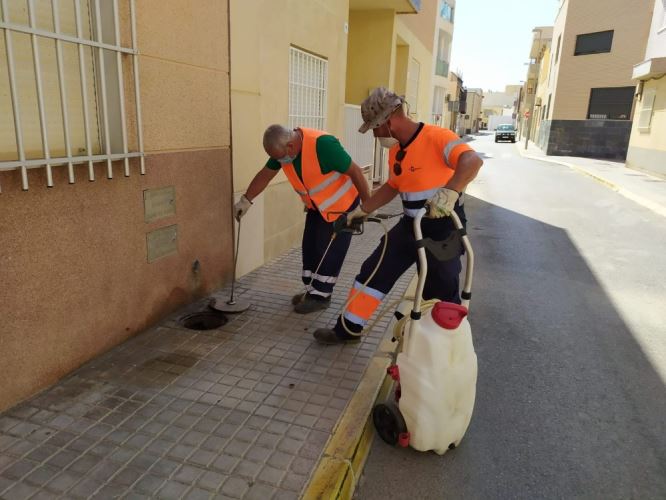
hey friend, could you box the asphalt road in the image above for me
[355,134,666,500]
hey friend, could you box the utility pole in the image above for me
[525,28,543,150]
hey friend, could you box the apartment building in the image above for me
[535,0,653,159]
[482,84,521,130]
[431,0,456,127]
[518,27,553,145]
[627,0,666,177]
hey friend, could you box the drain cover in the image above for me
[180,311,227,331]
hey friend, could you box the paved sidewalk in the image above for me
[517,141,666,217]
[0,200,411,500]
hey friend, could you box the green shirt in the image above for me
[265,134,352,180]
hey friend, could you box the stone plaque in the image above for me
[146,225,178,262]
[144,186,176,222]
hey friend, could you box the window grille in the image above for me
[0,0,144,192]
[288,46,327,131]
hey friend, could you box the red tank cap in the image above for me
[431,302,468,330]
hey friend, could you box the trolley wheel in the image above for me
[372,402,407,446]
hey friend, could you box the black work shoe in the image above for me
[313,328,361,345]
[292,292,306,305]
[294,295,331,314]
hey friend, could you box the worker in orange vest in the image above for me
[234,125,371,314]
[313,88,483,344]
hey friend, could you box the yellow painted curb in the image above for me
[301,355,394,500]
[301,275,420,499]
[516,144,666,218]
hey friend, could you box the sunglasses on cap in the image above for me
[393,149,406,176]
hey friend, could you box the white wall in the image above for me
[645,0,666,60]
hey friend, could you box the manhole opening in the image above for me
[180,311,227,331]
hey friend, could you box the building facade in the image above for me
[461,88,483,134]
[431,0,455,127]
[482,84,521,130]
[232,0,429,275]
[518,27,553,146]
[230,0,351,275]
[345,0,435,184]
[0,1,233,410]
[627,0,666,178]
[535,0,653,159]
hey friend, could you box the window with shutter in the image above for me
[587,87,634,120]
[637,88,656,131]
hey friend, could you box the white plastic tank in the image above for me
[396,301,478,455]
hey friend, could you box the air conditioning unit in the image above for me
[535,97,542,106]
[445,93,451,102]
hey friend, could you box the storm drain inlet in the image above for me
[180,311,227,331]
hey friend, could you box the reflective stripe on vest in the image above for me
[400,187,439,202]
[388,125,471,217]
[282,128,358,222]
[443,138,466,167]
[318,177,353,211]
[308,172,341,196]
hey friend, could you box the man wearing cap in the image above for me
[313,87,483,344]
[234,124,371,314]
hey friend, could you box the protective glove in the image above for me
[427,188,459,218]
[234,195,252,221]
[346,205,370,226]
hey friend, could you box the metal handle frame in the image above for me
[411,207,474,318]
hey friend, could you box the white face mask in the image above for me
[378,123,398,149]
[378,137,399,149]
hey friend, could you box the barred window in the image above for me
[288,46,327,131]
[0,0,144,191]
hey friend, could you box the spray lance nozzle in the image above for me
[332,212,365,235]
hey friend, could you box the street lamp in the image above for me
[525,28,543,150]
[515,80,525,136]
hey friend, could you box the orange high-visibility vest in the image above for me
[387,124,472,217]
[282,128,358,222]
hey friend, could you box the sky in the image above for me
[449,0,560,92]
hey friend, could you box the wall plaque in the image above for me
[144,186,176,222]
[146,225,178,262]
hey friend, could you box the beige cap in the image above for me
[358,87,405,133]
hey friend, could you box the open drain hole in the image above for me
[180,311,228,331]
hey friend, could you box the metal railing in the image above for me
[0,0,144,192]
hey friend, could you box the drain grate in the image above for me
[180,311,228,331]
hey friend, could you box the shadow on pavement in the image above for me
[358,194,666,499]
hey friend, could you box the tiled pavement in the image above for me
[0,200,413,500]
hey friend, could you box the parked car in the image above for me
[495,124,516,143]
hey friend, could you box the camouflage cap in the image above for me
[358,87,405,133]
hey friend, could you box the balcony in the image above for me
[349,0,420,13]
[633,57,666,80]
